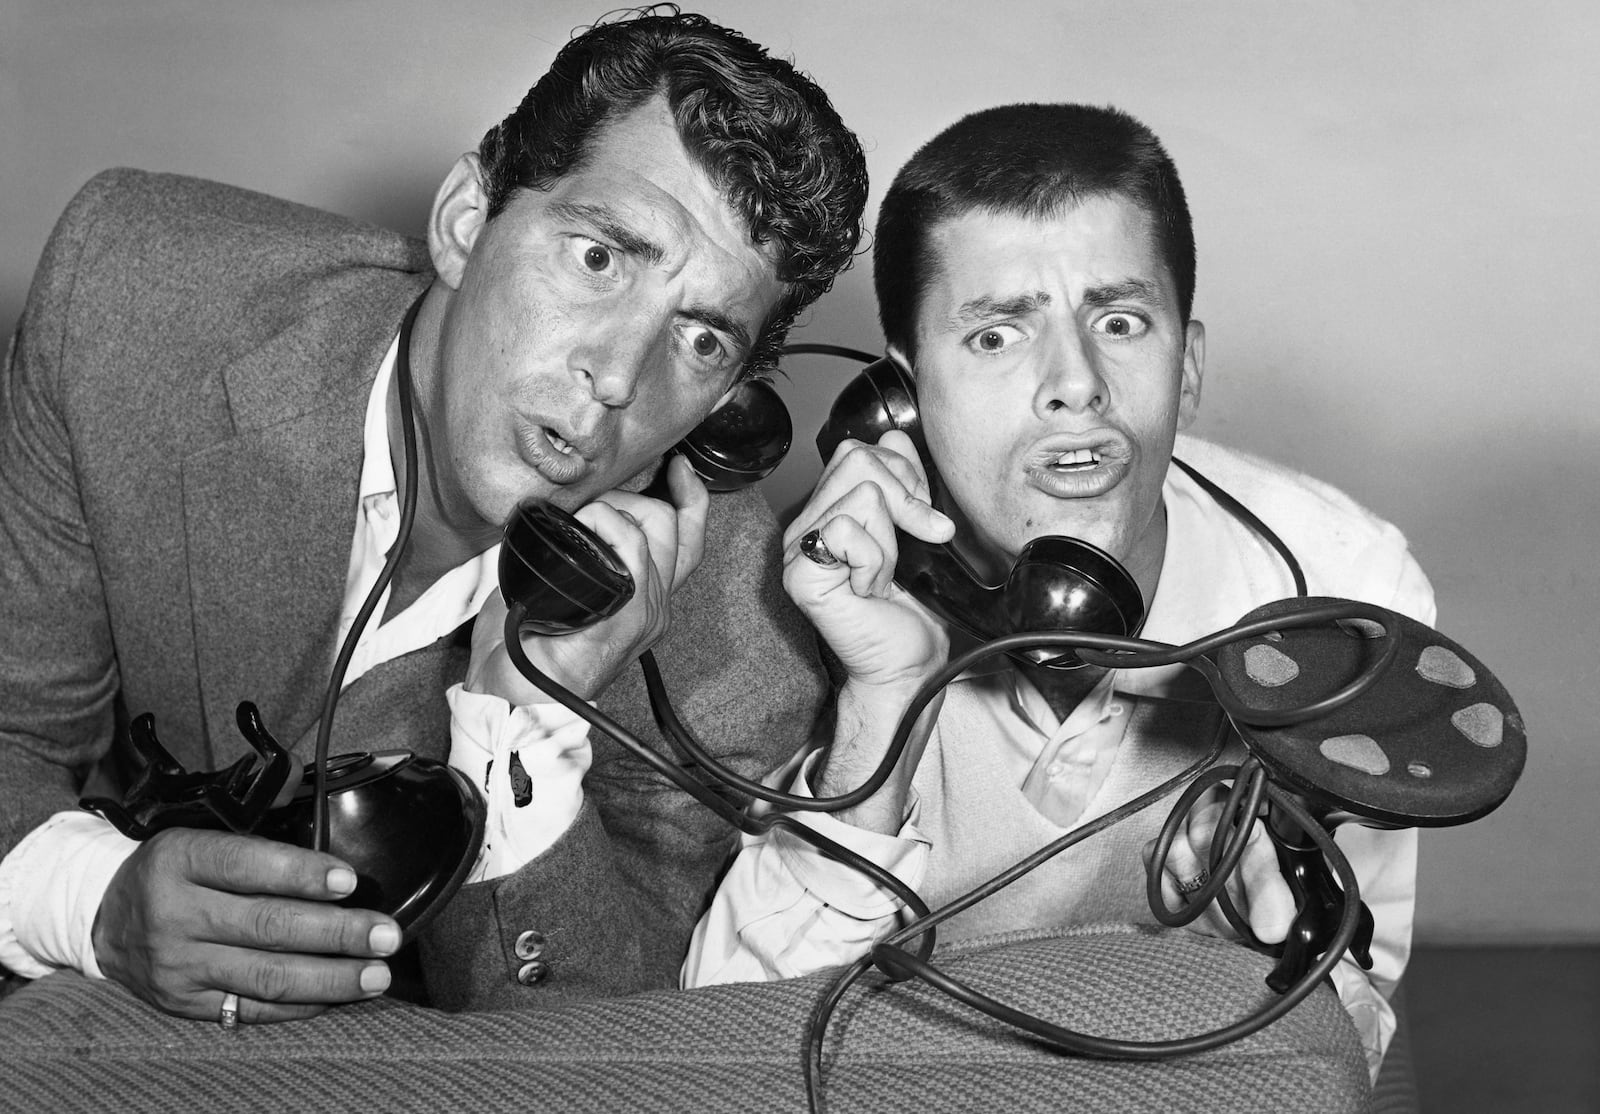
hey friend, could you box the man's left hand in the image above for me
[1142,788,1297,945]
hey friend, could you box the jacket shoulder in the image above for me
[57,168,429,279]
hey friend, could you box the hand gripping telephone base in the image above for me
[81,704,486,939]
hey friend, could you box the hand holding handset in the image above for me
[501,376,791,634]
[815,357,1144,668]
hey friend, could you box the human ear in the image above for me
[1176,319,1206,430]
[427,153,489,290]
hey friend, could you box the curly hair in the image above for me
[876,103,1196,360]
[477,6,868,371]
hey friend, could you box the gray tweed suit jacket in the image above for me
[0,169,826,1010]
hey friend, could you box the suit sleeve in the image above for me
[417,485,830,1010]
[0,172,133,867]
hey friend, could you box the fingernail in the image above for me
[360,963,392,994]
[369,923,400,955]
[326,867,357,896]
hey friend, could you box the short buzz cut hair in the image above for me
[873,103,1195,358]
[476,6,868,372]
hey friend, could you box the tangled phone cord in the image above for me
[502,604,939,950]
[507,597,1395,1114]
[791,611,1387,1113]
[867,781,1357,1053]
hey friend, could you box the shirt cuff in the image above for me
[0,810,137,979]
[768,751,930,920]
[1330,958,1396,1083]
[446,683,593,883]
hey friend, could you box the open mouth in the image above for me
[517,420,587,484]
[1025,437,1128,499]
[1049,448,1102,472]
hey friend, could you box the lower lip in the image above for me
[515,421,586,485]
[1024,457,1129,499]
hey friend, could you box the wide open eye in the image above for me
[967,323,1025,354]
[1092,312,1148,339]
[679,324,734,372]
[688,328,724,359]
[580,242,614,273]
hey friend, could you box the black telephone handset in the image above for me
[499,376,792,634]
[815,358,1145,668]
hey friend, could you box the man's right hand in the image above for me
[780,430,957,831]
[467,454,712,707]
[782,429,955,692]
[93,828,399,1024]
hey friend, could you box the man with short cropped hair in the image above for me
[687,103,1427,1080]
[0,8,867,1021]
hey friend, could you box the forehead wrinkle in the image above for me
[946,291,1052,331]
[547,199,666,266]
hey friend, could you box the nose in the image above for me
[568,316,659,408]
[1034,325,1107,417]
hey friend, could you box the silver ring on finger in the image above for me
[1175,869,1210,896]
[799,528,841,569]
[218,991,241,1032]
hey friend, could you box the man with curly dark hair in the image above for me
[0,8,867,1021]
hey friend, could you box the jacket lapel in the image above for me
[181,275,430,763]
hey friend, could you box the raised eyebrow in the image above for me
[946,292,1051,330]
[683,305,753,356]
[547,200,664,265]
[1081,279,1167,309]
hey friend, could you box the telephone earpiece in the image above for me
[816,358,1145,668]
[500,376,792,634]
[673,374,793,492]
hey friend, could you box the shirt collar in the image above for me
[358,334,401,503]
[1118,459,1269,698]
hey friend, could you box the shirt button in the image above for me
[1108,703,1126,717]
[516,959,550,986]
[514,930,547,961]
[1046,763,1065,779]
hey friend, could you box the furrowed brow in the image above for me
[946,292,1051,330]
[548,201,664,265]
[1081,279,1167,309]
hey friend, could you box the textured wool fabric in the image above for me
[0,168,827,1010]
[1,927,1369,1113]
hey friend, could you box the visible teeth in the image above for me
[1054,449,1099,467]
[547,430,574,455]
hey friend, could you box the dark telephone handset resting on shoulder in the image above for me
[814,356,1146,667]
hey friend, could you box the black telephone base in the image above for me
[80,703,486,940]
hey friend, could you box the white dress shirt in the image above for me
[0,334,590,979]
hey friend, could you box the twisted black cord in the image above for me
[311,293,425,853]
